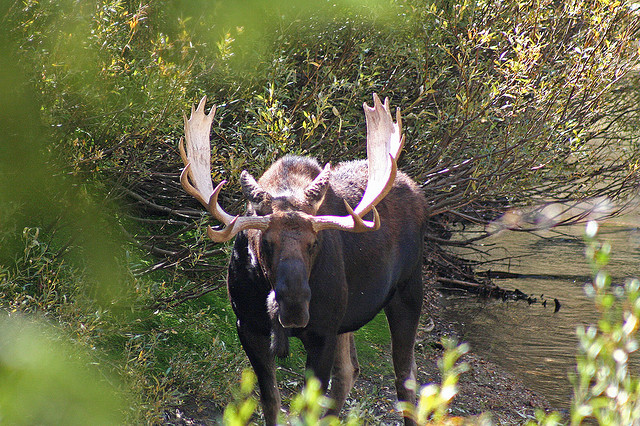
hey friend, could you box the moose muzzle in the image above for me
[274,258,311,328]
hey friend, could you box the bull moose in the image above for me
[178,94,428,425]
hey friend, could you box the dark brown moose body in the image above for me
[179,94,428,425]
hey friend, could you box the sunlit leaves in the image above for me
[569,224,640,425]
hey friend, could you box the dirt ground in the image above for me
[167,272,555,425]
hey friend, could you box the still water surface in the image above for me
[441,220,640,409]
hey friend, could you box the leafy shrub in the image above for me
[8,0,639,215]
[570,222,640,424]
[3,0,640,422]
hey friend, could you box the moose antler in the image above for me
[310,93,403,232]
[179,96,270,242]
[358,94,404,215]
[179,94,404,241]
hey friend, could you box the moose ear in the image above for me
[240,170,272,206]
[303,163,331,211]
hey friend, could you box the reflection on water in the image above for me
[441,222,640,409]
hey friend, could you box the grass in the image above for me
[354,311,394,377]
[113,285,248,422]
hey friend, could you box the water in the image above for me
[441,220,640,409]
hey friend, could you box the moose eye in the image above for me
[308,240,319,254]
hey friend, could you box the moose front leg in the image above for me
[237,322,281,425]
[327,332,360,416]
[300,332,339,393]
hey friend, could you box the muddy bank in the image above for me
[166,271,553,425]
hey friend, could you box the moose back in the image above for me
[179,94,428,425]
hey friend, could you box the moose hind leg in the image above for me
[237,323,281,425]
[384,270,423,425]
[327,332,360,417]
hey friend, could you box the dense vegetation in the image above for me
[1,0,639,423]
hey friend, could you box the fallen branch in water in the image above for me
[436,276,560,311]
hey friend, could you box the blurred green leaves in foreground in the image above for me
[0,316,123,425]
[0,6,131,310]
[1,4,128,423]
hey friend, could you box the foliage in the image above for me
[570,222,640,424]
[2,0,640,422]
[0,316,123,425]
[225,370,363,425]
[0,10,242,420]
[223,370,260,426]
[402,338,474,425]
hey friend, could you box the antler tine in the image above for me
[310,202,381,234]
[179,161,208,207]
[206,215,270,243]
[393,108,405,159]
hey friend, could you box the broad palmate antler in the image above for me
[179,94,404,242]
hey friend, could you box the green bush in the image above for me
[8,0,639,206]
[2,0,640,422]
